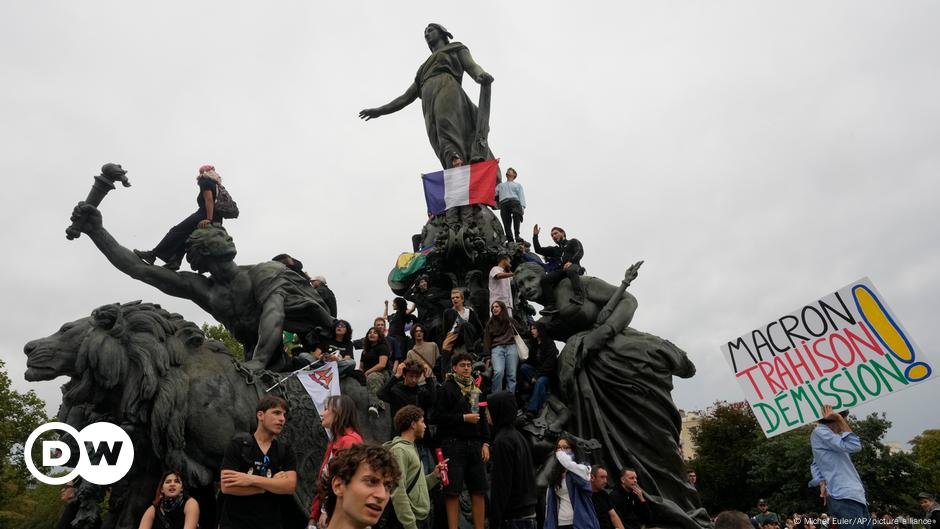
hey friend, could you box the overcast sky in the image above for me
[1,1,938,447]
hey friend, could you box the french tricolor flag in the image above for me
[421,159,499,216]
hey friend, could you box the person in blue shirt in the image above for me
[808,405,871,529]
[496,167,527,243]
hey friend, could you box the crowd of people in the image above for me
[712,495,940,529]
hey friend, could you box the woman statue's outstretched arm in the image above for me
[359,81,420,120]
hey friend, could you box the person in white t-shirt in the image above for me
[488,254,514,316]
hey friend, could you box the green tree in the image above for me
[850,413,927,514]
[746,424,817,515]
[201,322,245,360]
[689,401,763,513]
[911,429,940,494]
[0,358,52,527]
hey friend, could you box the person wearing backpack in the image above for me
[380,406,447,529]
[134,164,238,271]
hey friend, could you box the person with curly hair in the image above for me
[317,444,402,529]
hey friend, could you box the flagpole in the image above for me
[265,361,323,393]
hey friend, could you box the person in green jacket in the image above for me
[384,406,448,529]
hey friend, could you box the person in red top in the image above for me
[311,395,364,527]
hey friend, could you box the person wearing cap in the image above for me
[134,164,225,271]
[311,275,337,317]
[918,492,940,526]
[808,404,871,529]
[753,499,779,527]
[532,224,586,306]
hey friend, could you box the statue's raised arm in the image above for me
[69,202,211,306]
[358,23,496,169]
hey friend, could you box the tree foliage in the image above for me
[689,401,929,517]
[910,429,940,494]
[201,322,245,360]
[0,358,55,528]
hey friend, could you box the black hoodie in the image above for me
[488,391,537,528]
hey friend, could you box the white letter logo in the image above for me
[25,422,134,485]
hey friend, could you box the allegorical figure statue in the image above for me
[513,263,711,529]
[359,23,496,169]
[68,202,333,371]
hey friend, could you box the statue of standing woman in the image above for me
[359,23,496,169]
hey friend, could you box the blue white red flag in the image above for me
[421,160,499,216]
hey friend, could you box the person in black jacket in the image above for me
[520,321,558,418]
[434,352,489,529]
[379,360,437,429]
[532,224,585,306]
[487,391,538,529]
[440,289,484,373]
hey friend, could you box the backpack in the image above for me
[214,183,239,219]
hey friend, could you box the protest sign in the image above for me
[721,277,935,437]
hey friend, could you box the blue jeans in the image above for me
[491,344,518,393]
[519,364,550,412]
[828,497,871,529]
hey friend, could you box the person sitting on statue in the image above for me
[358,23,495,169]
[520,321,558,419]
[512,262,710,529]
[440,288,483,374]
[298,320,357,376]
[360,326,391,418]
[69,203,334,372]
[532,224,585,307]
[496,167,526,243]
[134,165,225,271]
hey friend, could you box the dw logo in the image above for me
[25,422,134,485]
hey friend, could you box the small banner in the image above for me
[297,361,341,415]
[721,277,935,437]
[422,159,499,216]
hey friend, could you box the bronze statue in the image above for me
[24,301,389,529]
[513,263,711,529]
[68,202,333,371]
[359,23,496,168]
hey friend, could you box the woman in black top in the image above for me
[385,297,417,370]
[138,470,199,529]
[314,319,355,360]
[134,165,225,271]
[360,326,390,416]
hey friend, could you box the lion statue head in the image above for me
[24,301,214,425]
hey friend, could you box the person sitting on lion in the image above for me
[69,202,334,371]
[512,262,711,529]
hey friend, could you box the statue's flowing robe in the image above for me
[560,328,712,529]
[415,42,495,168]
